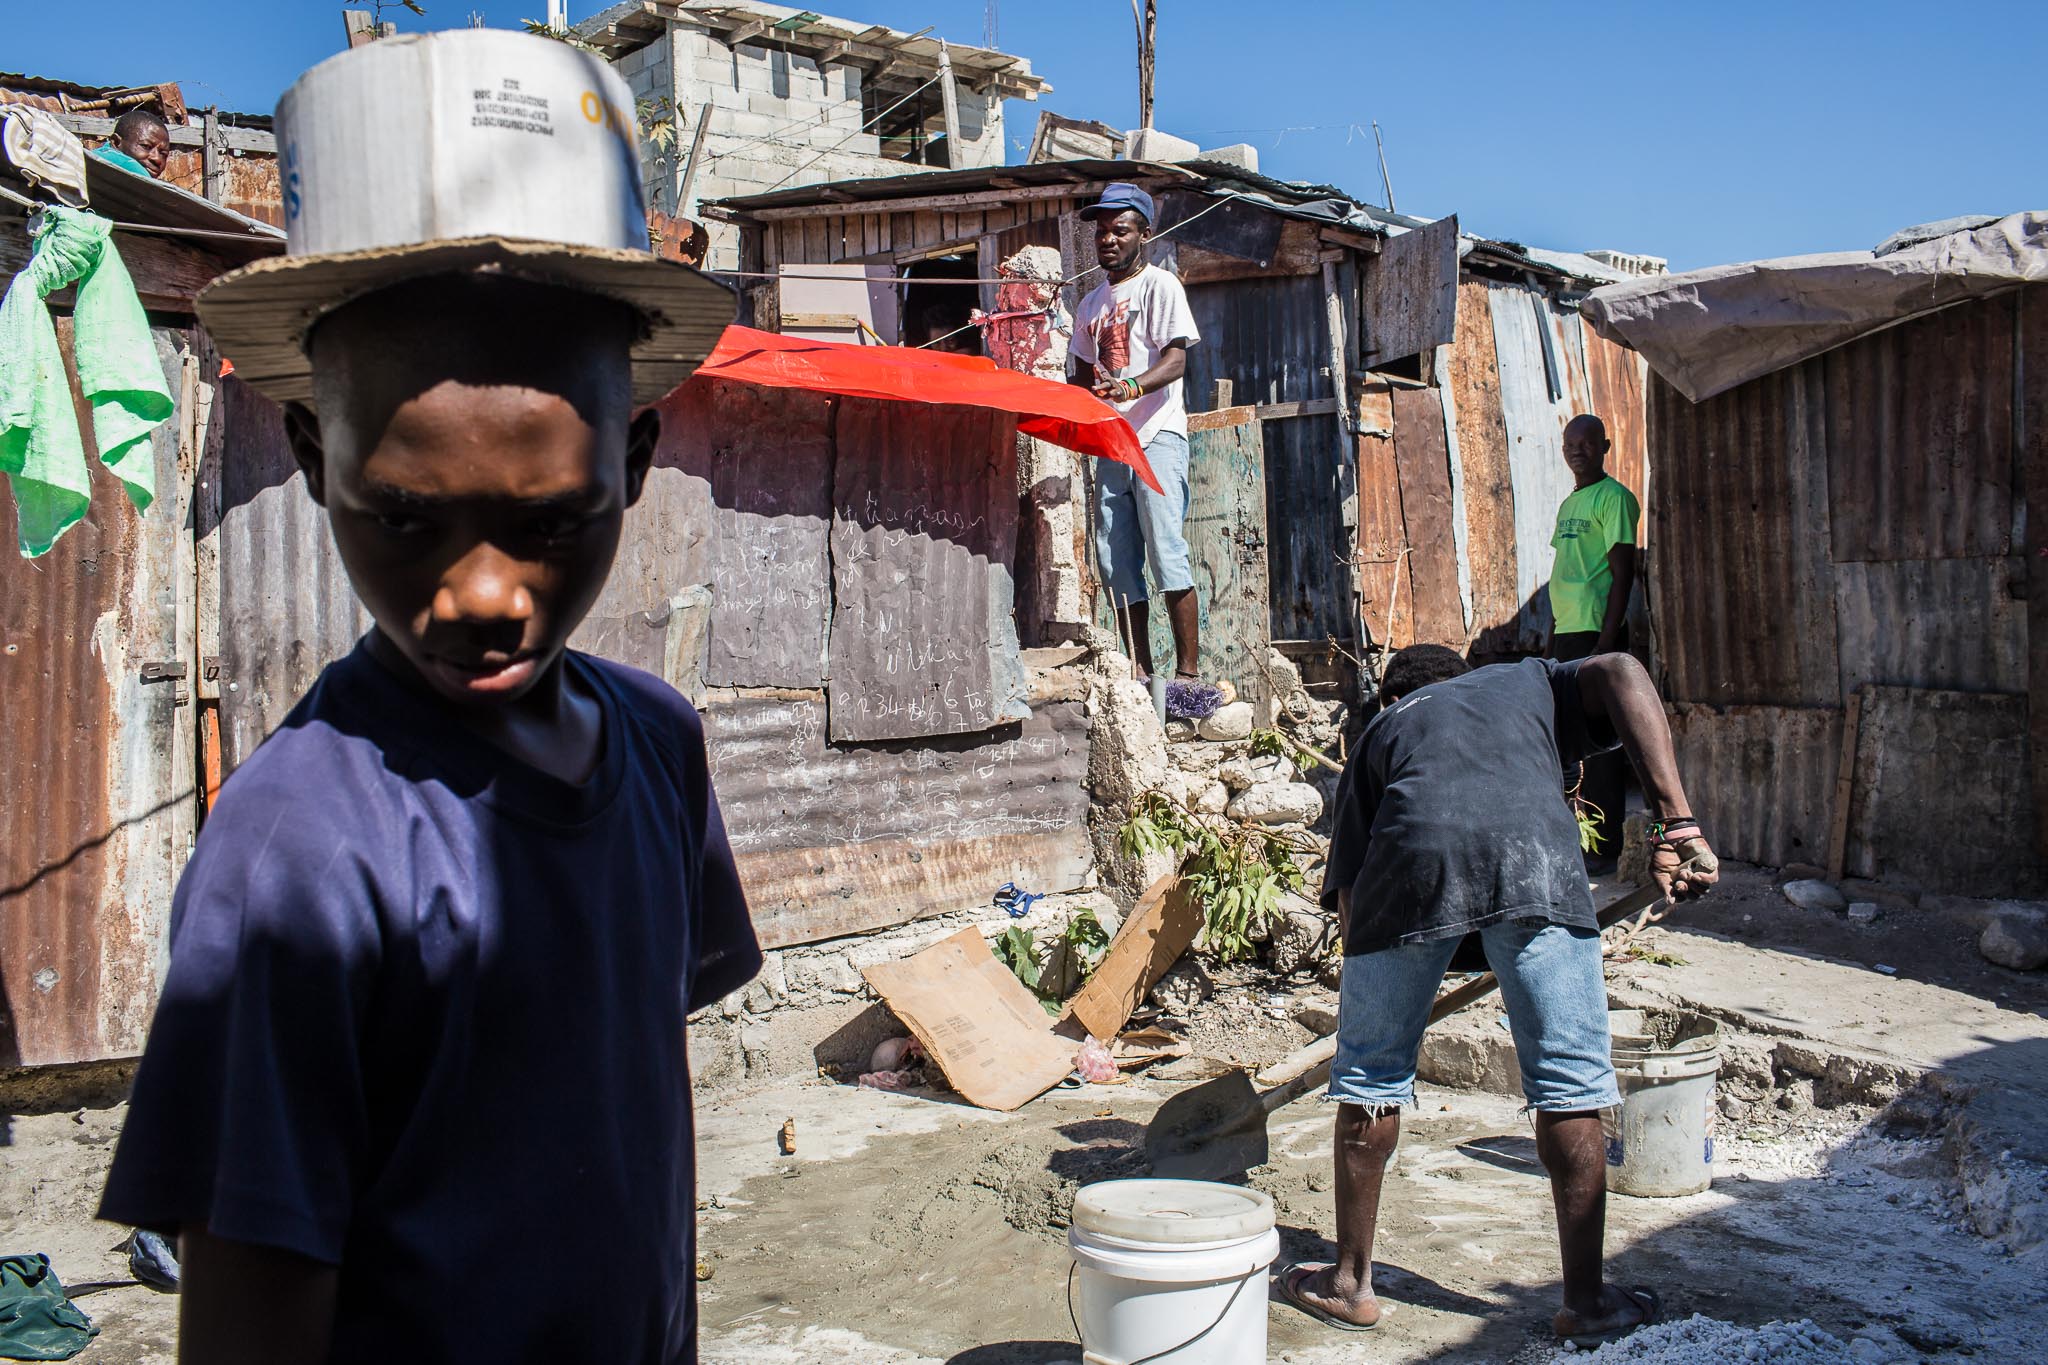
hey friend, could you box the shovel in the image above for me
[1144,861,1710,1182]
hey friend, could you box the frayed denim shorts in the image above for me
[1329,917,1619,1113]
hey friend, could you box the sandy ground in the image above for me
[7,861,2047,1362]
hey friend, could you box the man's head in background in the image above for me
[109,108,171,177]
[1378,643,1472,710]
[1562,414,1610,489]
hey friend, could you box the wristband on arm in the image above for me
[1648,817,1702,849]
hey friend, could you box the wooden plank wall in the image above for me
[761,196,1088,274]
[1443,280,1521,653]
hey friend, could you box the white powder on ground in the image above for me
[1556,1314,1854,1363]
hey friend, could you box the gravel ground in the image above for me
[1554,1314,1855,1363]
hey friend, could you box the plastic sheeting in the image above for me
[692,326,1160,492]
[1582,211,2048,403]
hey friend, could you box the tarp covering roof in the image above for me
[1582,211,2048,403]
[692,326,1159,491]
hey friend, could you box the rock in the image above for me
[1292,1002,1339,1035]
[1979,906,2048,971]
[1778,862,1830,884]
[1268,906,1328,977]
[1164,719,1197,742]
[1088,678,1169,806]
[1147,958,1215,1014]
[1228,781,1324,826]
[1840,878,1920,914]
[1847,902,1881,923]
[1197,700,1254,741]
[1169,740,1227,773]
[1259,649,1304,726]
[1217,757,1257,792]
[1782,878,1848,913]
[1191,782,1229,815]
[1926,894,2044,935]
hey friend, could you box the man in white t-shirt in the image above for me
[1069,183,1203,681]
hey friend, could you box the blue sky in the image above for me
[11,1,2043,270]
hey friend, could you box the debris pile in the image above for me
[1555,1314,1856,1363]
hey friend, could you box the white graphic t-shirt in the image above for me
[1071,264,1201,446]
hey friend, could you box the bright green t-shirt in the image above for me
[1549,475,1640,634]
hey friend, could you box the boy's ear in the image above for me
[282,402,328,507]
[625,407,661,507]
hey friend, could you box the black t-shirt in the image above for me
[100,639,761,1363]
[1321,658,1620,955]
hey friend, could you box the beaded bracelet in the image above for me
[1648,817,1702,848]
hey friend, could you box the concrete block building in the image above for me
[575,1,1049,271]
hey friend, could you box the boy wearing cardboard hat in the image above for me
[97,32,758,1363]
[1070,182,1204,682]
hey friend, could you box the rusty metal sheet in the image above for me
[703,695,1092,948]
[2023,285,2048,862]
[1361,215,1458,365]
[215,378,367,770]
[1,324,196,1066]
[1355,382,1411,650]
[1390,386,1464,648]
[1444,279,1519,655]
[1824,296,2016,563]
[1649,364,1842,707]
[1138,412,1270,704]
[1668,703,1840,871]
[1847,687,2042,896]
[656,378,829,688]
[1489,282,1578,648]
[828,397,1028,741]
[1834,558,2027,697]
[1581,321,1648,509]
[1184,273,1346,642]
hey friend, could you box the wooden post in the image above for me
[343,9,379,47]
[936,42,962,169]
[1827,686,1866,881]
[201,108,226,204]
[1139,0,1158,130]
[1212,379,1233,409]
[674,101,713,220]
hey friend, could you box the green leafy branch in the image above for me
[1120,791,1309,965]
[993,910,1112,1015]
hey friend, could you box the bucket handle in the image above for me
[1067,1260,1259,1365]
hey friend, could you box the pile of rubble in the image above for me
[1775,868,2048,973]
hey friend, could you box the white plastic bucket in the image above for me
[1602,1009,1722,1197]
[1067,1179,1280,1365]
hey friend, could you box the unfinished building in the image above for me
[572,0,1049,271]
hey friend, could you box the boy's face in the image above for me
[286,276,658,707]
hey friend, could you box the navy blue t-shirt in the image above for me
[1321,658,1620,956]
[99,639,761,1363]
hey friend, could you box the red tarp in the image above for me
[691,326,1160,493]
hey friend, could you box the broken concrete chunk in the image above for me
[1087,678,1169,806]
[1196,700,1254,741]
[1267,906,1328,978]
[1782,878,1849,913]
[1979,907,2048,971]
[1227,780,1324,826]
[1847,902,1881,923]
[1191,782,1229,815]
[1217,757,1257,792]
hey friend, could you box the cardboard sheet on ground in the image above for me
[862,928,1077,1112]
[1058,874,1204,1044]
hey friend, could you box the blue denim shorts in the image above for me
[1329,918,1619,1112]
[1095,430,1193,605]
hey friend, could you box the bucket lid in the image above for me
[1071,1179,1276,1245]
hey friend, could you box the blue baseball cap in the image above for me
[1078,182,1155,226]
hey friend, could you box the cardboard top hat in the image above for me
[198,29,734,407]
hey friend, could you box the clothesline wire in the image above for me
[912,190,1242,350]
[757,76,942,196]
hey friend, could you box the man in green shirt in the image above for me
[1547,414,1640,870]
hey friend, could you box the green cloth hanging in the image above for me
[0,1254,98,1361]
[0,205,172,558]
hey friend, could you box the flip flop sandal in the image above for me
[1555,1286,1660,1348]
[1277,1264,1390,1333]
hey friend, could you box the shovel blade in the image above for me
[1144,1069,1270,1182]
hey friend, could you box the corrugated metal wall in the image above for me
[1185,273,1347,643]
[1348,278,1651,659]
[1,326,200,1066]
[1649,290,2043,894]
